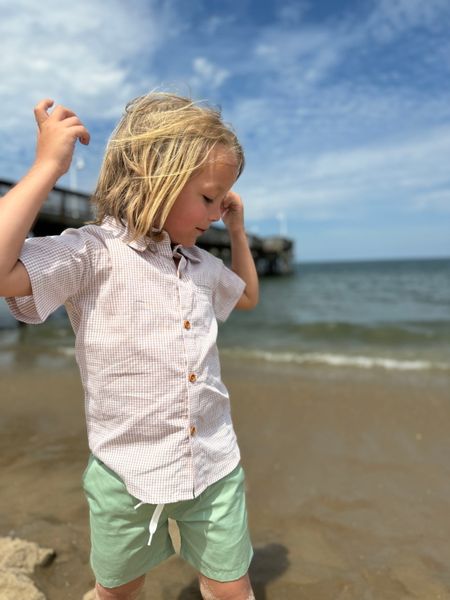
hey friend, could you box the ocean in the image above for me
[0,257,449,375]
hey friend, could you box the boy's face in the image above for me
[164,145,239,247]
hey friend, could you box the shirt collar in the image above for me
[101,216,201,263]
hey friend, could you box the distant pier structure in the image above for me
[0,179,294,276]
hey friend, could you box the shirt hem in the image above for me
[117,453,242,505]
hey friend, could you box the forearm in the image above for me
[0,162,59,277]
[0,99,89,281]
[229,228,259,308]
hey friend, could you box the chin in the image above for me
[177,237,196,247]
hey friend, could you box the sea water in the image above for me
[220,257,450,373]
[0,257,449,374]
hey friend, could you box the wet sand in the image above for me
[1,358,450,599]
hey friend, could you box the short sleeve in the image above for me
[5,228,95,324]
[212,262,246,323]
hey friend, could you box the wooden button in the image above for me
[190,426,197,436]
[184,320,191,330]
[189,373,197,383]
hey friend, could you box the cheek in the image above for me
[165,202,184,227]
[180,203,203,224]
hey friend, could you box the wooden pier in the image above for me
[0,179,294,276]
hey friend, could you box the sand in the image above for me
[1,357,450,599]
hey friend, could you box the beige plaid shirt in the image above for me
[6,216,246,503]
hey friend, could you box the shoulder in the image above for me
[19,224,112,275]
[190,245,224,270]
[54,223,112,258]
[63,222,109,245]
[190,245,245,291]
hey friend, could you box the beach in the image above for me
[1,356,450,599]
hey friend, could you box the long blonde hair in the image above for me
[91,92,244,241]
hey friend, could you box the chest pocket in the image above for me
[193,284,215,329]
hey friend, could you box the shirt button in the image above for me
[190,426,197,436]
[189,373,197,383]
[184,320,191,330]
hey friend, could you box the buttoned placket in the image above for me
[133,245,198,536]
[121,226,212,499]
[172,246,199,495]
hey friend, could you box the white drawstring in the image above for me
[134,502,165,546]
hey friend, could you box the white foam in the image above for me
[56,346,76,357]
[221,348,450,372]
[54,344,450,372]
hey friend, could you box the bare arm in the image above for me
[0,99,90,297]
[221,192,259,310]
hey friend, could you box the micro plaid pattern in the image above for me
[6,217,246,503]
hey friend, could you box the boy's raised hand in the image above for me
[34,99,90,178]
[220,191,245,234]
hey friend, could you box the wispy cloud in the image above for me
[225,0,450,242]
[236,122,450,225]
[0,0,179,183]
[0,0,171,120]
[189,57,230,91]
[366,0,450,42]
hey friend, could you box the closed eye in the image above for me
[203,195,214,204]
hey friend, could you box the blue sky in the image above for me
[1,0,449,261]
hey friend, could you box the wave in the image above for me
[41,345,450,373]
[55,344,450,372]
[225,319,450,346]
[220,348,450,372]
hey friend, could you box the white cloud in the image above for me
[0,0,176,124]
[203,15,236,35]
[253,26,346,91]
[367,0,450,42]
[221,1,450,234]
[275,1,311,25]
[306,127,450,184]
[235,124,450,224]
[190,57,230,90]
[0,0,179,187]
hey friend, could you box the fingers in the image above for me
[220,191,244,223]
[34,98,54,128]
[63,117,90,144]
[73,125,90,145]
[51,104,77,121]
[34,99,90,145]
[34,99,77,129]
[221,191,241,210]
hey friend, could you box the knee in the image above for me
[199,573,255,600]
[95,574,145,600]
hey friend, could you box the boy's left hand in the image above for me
[220,191,245,234]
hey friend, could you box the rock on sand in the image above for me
[0,537,55,600]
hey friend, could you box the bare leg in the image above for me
[198,572,255,600]
[94,574,145,600]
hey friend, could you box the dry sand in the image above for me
[1,357,450,599]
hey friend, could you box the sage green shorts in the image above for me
[82,456,253,588]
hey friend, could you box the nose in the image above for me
[209,204,222,222]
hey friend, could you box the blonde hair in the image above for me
[91,92,244,241]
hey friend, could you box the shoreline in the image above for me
[1,358,450,598]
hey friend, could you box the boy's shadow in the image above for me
[177,543,289,599]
